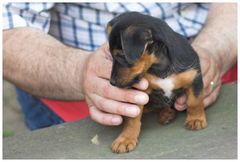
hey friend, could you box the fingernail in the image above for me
[134,94,148,104]
[111,117,121,125]
[203,98,210,107]
[175,104,187,111]
[126,107,140,117]
[139,80,148,90]
[178,96,186,104]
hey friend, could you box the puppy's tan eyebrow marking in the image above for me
[129,52,158,74]
[107,24,112,35]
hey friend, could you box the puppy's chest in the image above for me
[151,78,174,98]
[145,73,177,97]
[145,74,184,108]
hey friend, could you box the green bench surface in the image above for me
[3,83,237,159]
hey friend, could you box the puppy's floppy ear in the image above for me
[120,25,153,64]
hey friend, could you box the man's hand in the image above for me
[174,3,237,111]
[83,43,149,126]
[175,45,222,111]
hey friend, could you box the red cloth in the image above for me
[41,99,89,122]
[41,64,237,122]
[221,64,237,84]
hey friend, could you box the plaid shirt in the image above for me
[3,2,209,51]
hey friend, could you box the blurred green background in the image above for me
[3,81,29,138]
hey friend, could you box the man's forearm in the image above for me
[3,27,90,100]
[192,3,237,75]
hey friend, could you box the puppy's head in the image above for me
[109,25,159,88]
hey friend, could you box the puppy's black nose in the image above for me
[110,79,116,86]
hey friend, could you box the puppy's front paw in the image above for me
[111,136,137,153]
[185,118,207,130]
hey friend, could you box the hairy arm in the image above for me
[3,27,148,125]
[3,27,91,100]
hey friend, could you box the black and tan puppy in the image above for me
[107,12,207,153]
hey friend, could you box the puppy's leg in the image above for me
[111,105,144,153]
[185,87,207,130]
[159,107,176,125]
[169,69,207,129]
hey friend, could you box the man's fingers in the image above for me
[87,97,123,126]
[89,94,140,117]
[174,80,221,111]
[174,94,187,111]
[203,70,220,93]
[133,78,149,90]
[204,78,221,98]
[203,84,221,107]
[89,105,123,126]
[91,77,149,105]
